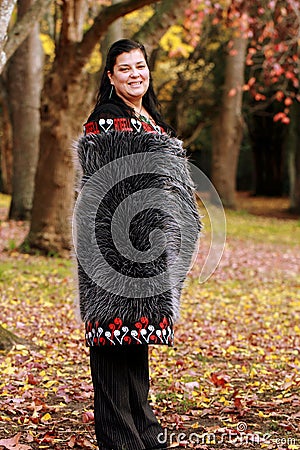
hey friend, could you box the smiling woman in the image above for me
[74,39,200,450]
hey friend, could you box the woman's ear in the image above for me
[107,71,113,84]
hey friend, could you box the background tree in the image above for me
[211,29,247,208]
[6,0,43,220]
[100,0,124,83]
[0,0,52,73]
[133,0,189,56]
[0,0,56,218]
[0,88,13,194]
[246,99,288,196]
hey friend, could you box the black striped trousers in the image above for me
[90,345,167,450]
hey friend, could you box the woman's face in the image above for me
[108,49,150,104]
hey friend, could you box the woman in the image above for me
[74,39,200,450]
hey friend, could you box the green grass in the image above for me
[199,204,300,246]
[0,257,72,283]
[225,209,300,245]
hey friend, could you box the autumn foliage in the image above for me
[182,0,300,124]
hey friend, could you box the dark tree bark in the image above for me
[211,33,247,208]
[0,87,13,194]
[7,0,43,220]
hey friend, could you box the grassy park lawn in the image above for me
[0,193,299,449]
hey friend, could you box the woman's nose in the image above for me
[130,68,139,77]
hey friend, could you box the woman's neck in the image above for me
[116,93,143,113]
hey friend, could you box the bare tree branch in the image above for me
[133,0,190,55]
[0,0,52,73]
[184,122,206,148]
[76,0,161,69]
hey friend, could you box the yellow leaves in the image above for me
[3,366,15,376]
[40,33,55,62]
[199,396,210,406]
[0,415,11,422]
[14,344,28,353]
[258,410,271,418]
[219,396,230,406]
[160,25,194,58]
[43,380,57,389]
[41,413,51,422]
[85,44,102,74]
[250,367,258,378]
[207,42,221,52]
[150,393,156,404]
[175,393,183,399]
[124,6,154,35]
[265,352,278,361]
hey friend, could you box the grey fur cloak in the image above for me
[73,130,200,345]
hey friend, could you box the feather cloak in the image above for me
[73,131,200,341]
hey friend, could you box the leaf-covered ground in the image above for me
[0,193,300,449]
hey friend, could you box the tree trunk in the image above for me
[288,100,300,213]
[105,0,123,43]
[23,67,89,255]
[211,34,247,208]
[0,87,13,194]
[7,0,43,220]
[100,0,124,79]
